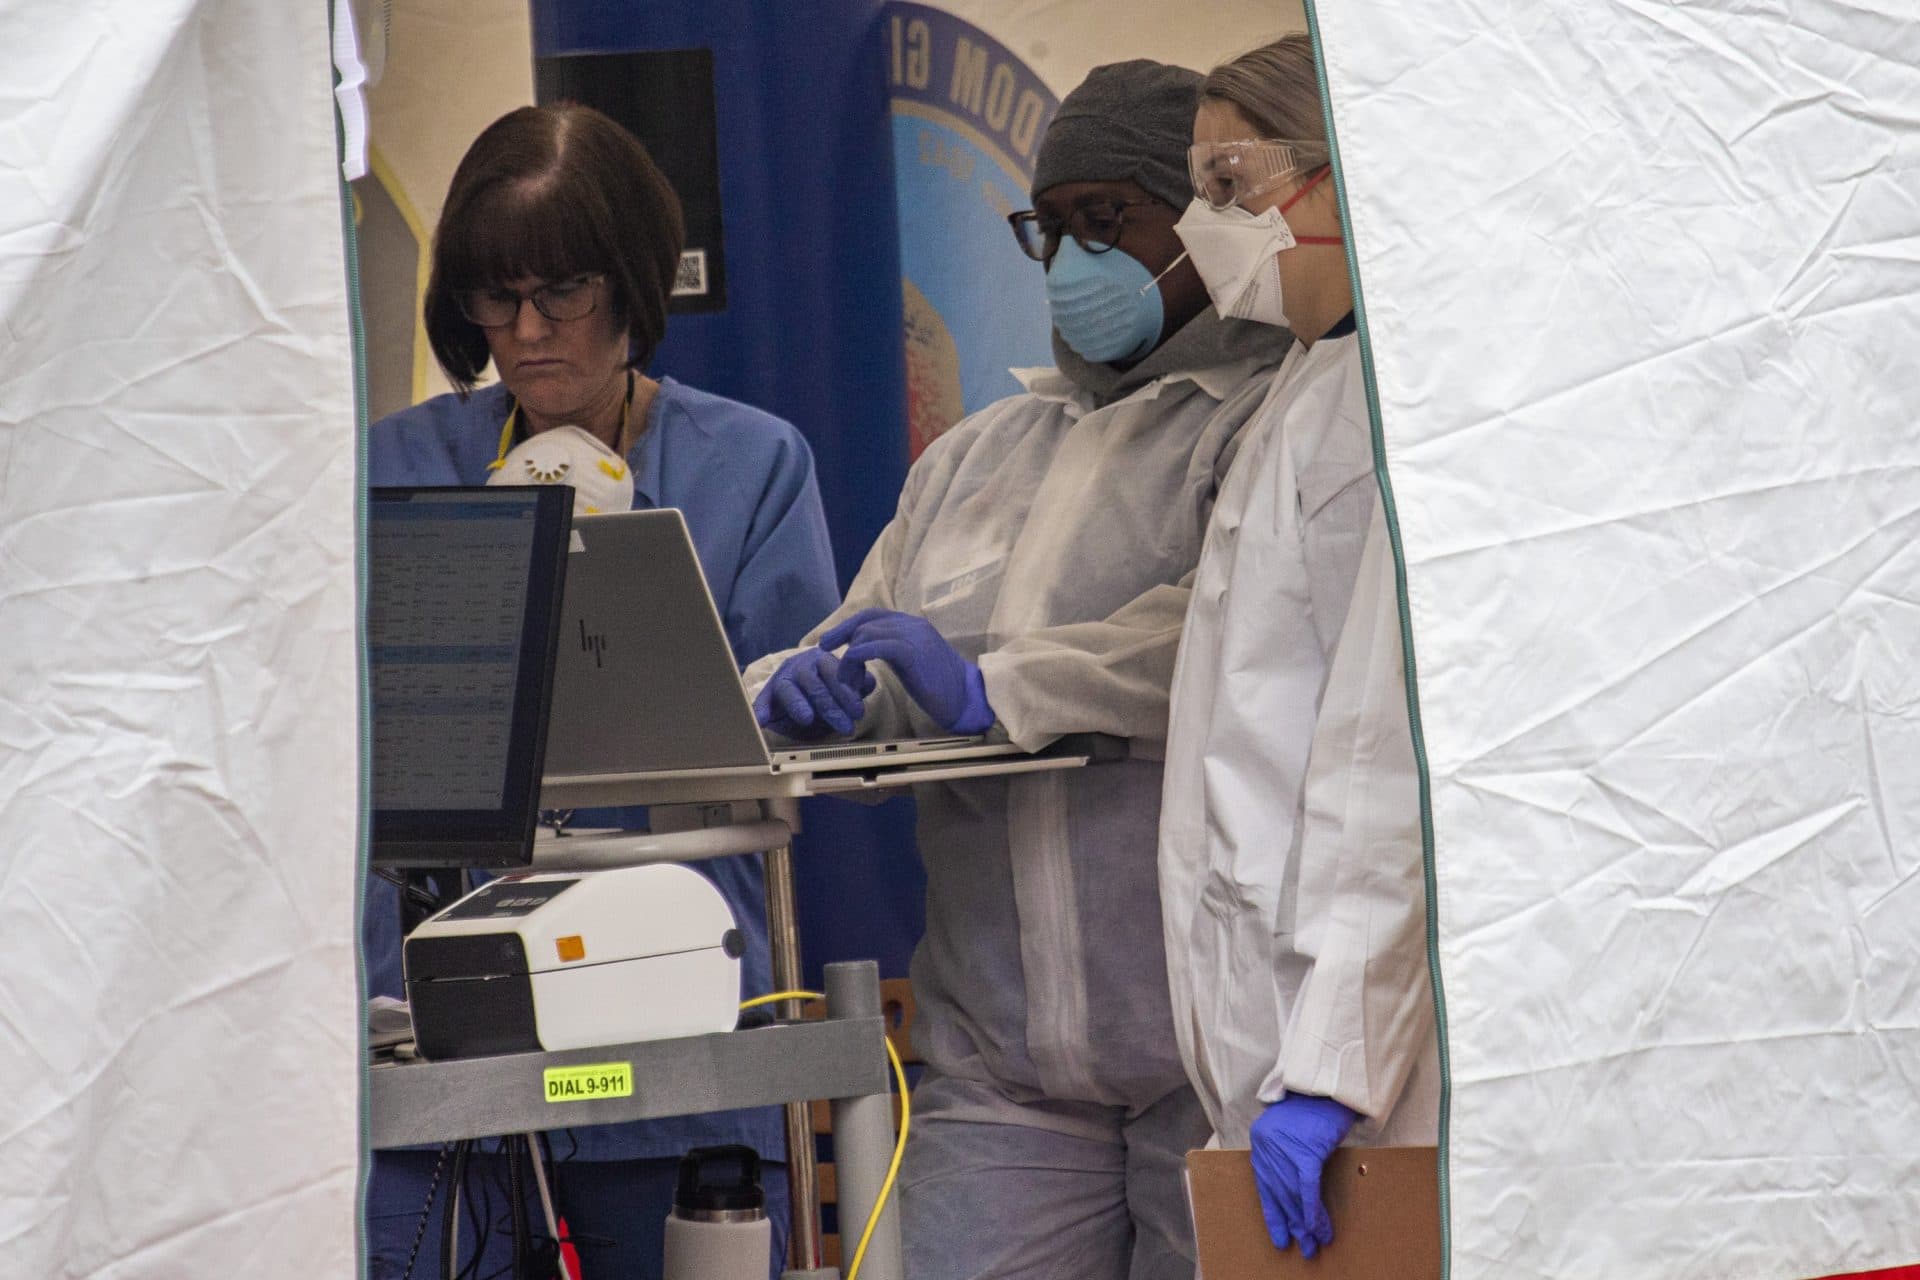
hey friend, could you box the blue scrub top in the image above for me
[365,376,839,1162]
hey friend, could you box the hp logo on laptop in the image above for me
[578,620,609,669]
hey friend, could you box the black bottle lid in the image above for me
[673,1144,766,1217]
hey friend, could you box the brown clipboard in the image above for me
[1187,1147,1442,1280]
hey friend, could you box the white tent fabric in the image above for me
[0,3,360,1276]
[1313,2,1920,1277]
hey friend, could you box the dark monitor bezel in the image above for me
[368,484,573,869]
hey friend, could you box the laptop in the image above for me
[368,485,574,867]
[541,508,1112,806]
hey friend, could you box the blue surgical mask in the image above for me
[1045,238,1165,364]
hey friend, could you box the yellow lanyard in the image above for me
[487,372,634,471]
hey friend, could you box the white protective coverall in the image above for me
[744,313,1280,1279]
[1159,330,1442,1152]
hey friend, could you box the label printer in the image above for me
[403,862,745,1060]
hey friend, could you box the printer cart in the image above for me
[370,811,904,1280]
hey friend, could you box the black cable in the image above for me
[471,1140,528,1280]
[472,1240,522,1280]
[440,1141,469,1280]
[397,1145,453,1280]
[465,1139,517,1280]
[507,1136,529,1280]
[373,866,448,914]
[534,1132,562,1251]
[452,1145,491,1280]
[392,868,468,933]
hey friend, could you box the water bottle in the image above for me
[663,1145,772,1280]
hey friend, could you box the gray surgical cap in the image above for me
[1031,59,1203,210]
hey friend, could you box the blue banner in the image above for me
[531,0,926,987]
[887,3,1058,456]
[528,2,1063,988]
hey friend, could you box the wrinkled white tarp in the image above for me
[1314,1,1920,1277]
[0,2,360,1275]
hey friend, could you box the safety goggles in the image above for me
[1187,140,1322,212]
[457,273,606,328]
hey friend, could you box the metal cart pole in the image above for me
[824,962,904,1280]
[766,835,829,1277]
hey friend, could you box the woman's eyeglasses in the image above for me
[456,273,606,327]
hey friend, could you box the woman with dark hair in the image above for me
[363,103,834,1280]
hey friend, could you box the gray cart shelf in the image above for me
[373,797,911,1278]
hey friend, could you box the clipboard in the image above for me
[1186,1147,1441,1280]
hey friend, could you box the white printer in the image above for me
[403,863,745,1060]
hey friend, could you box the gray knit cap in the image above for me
[1031,59,1202,210]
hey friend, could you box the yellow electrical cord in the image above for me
[739,990,911,1280]
[735,989,825,1013]
[487,371,633,471]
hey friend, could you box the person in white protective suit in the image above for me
[741,60,1284,1280]
[1158,35,1442,1261]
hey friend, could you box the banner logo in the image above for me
[887,4,1060,458]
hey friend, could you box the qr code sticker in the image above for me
[672,249,708,297]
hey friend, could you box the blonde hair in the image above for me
[1200,36,1329,168]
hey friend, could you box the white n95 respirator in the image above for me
[487,424,635,517]
[1173,198,1296,328]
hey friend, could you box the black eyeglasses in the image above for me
[1007,198,1159,264]
[456,273,606,327]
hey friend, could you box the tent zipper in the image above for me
[331,2,375,1270]
[1299,6,1453,1274]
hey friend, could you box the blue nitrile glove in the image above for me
[1248,1094,1360,1259]
[819,608,995,735]
[753,646,877,740]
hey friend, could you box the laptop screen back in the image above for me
[368,486,572,867]
[544,509,774,777]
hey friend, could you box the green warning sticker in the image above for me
[542,1062,633,1103]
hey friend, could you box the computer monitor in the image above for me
[368,486,572,868]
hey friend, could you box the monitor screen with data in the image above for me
[368,486,571,867]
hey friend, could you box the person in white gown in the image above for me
[1158,35,1442,1261]
[745,60,1285,1280]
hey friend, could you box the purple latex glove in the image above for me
[1249,1094,1359,1258]
[818,608,994,735]
[753,646,877,739]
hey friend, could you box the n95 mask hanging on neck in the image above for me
[487,424,635,517]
